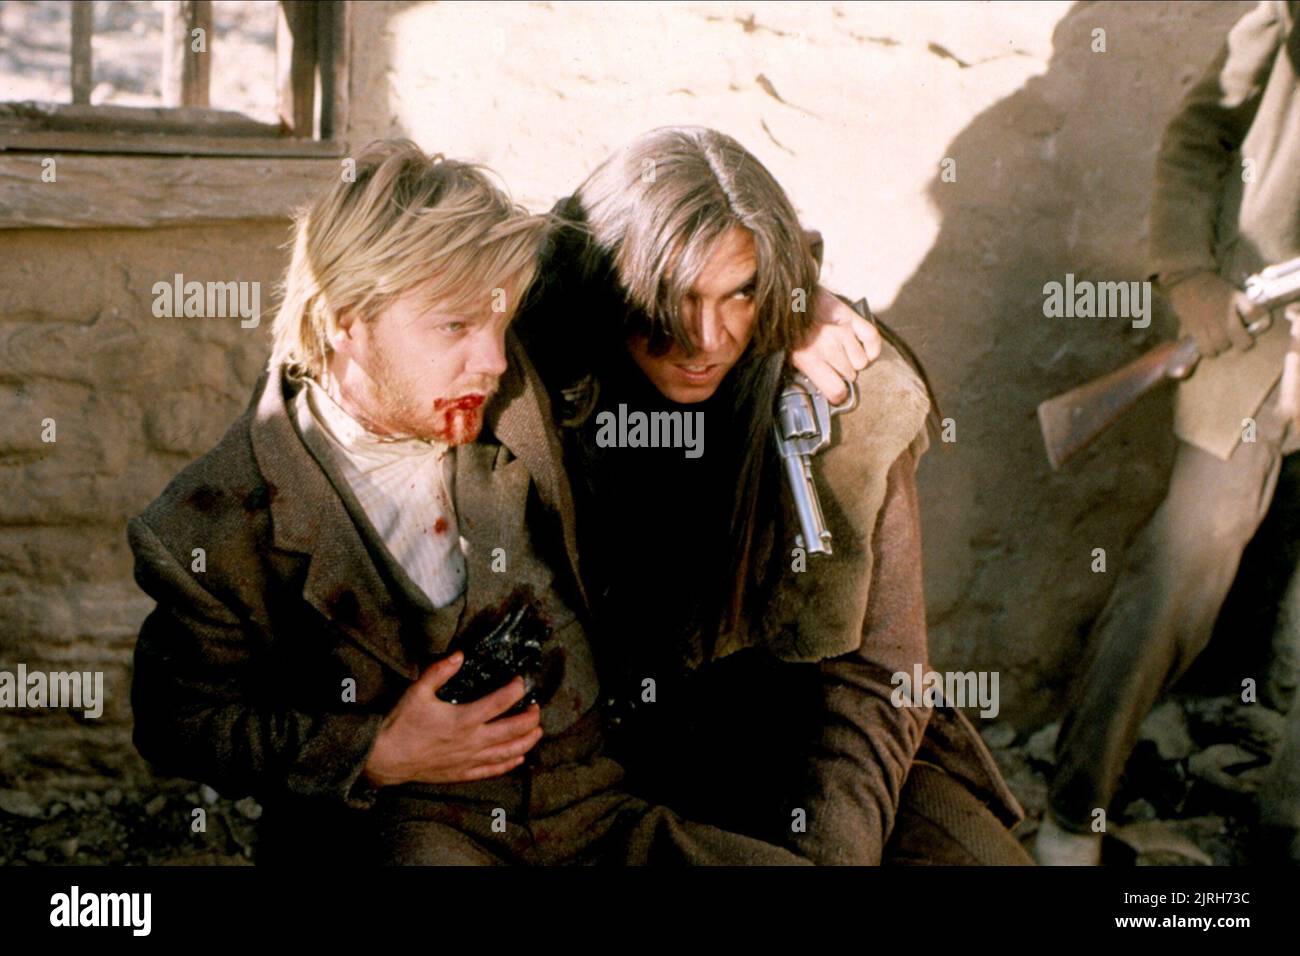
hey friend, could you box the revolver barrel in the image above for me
[772,371,857,557]
[782,451,833,555]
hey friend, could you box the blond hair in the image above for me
[269,139,552,379]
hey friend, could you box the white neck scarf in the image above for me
[300,375,467,609]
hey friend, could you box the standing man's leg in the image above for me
[1041,426,1288,863]
[1257,675,1300,862]
[1258,547,1300,861]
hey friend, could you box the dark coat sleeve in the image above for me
[1149,0,1287,278]
[128,516,387,811]
[786,443,932,865]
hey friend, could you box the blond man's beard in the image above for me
[366,340,495,445]
[365,343,440,442]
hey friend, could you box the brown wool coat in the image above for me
[127,332,600,861]
[770,344,1024,862]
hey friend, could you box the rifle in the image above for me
[1038,256,1300,470]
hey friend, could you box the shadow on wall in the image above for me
[881,1,1256,727]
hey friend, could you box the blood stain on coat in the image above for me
[326,588,361,625]
[433,517,449,535]
[242,484,275,511]
[185,485,220,512]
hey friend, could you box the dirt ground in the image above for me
[2,689,1290,866]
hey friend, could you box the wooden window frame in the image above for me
[0,0,350,159]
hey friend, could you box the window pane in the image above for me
[0,0,73,103]
[90,0,165,106]
[0,0,279,120]
[210,0,275,123]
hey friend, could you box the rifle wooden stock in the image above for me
[1038,256,1300,470]
[1038,337,1200,470]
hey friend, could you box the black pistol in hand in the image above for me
[435,593,558,715]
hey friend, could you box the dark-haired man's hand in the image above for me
[791,288,882,403]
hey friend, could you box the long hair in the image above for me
[566,127,822,650]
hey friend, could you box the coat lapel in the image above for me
[248,368,420,681]
[245,331,585,678]
[451,440,531,628]
[483,331,590,611]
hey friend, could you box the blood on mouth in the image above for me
[432,394,485,444]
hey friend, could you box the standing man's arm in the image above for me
[1150,1,1288,354]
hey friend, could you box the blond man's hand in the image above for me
[362,652,543,788]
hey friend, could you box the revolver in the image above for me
[436,591,560,715]
[772,369,858,557]
[1241,255,1300,335]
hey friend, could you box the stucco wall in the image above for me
[0,224,289,795]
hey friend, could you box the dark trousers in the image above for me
[363,691,1032,866]
[370,759,1032,866]
[365,710,808,866]
[884,762,1033,865]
